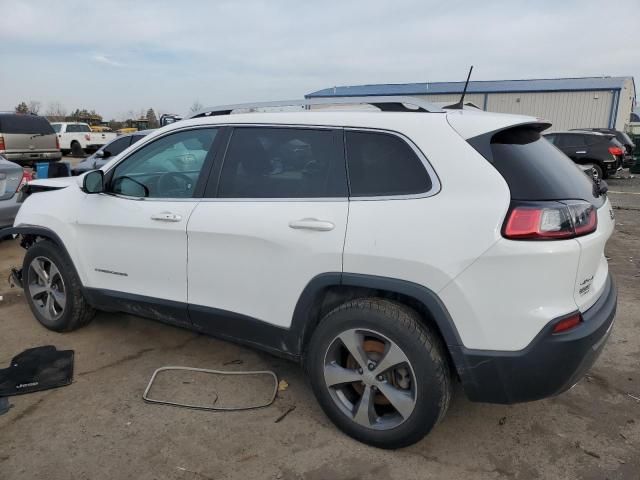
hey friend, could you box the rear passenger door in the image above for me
[186,126,348,331]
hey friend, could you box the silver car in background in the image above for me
[0,155,27,231]
[0,113,61,166]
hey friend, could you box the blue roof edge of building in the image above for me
[306,76,634,98]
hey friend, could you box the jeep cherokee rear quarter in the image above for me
[10,98,616,448]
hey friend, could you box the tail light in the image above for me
[55,136,60,150]
[17,169,33,192]
[503,201,597,240]
[608,146,624,156]
[0,136,5,151]
[552,313,582,334]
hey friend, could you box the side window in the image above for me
[345,131,432,197]
[79,125,91,133]
[544,135,556,145]
[218,127,347,198]
[130,135,146,146]
[563,134,584,147]
[103,137,131,157]
[110,128,218,198]
[554,134,571,147]
[66,125,77,133]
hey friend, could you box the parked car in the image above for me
[7,97,616,448]
[72,130,155,175]
[0,113,61,166]
[543,130,624,179]
[51,122,117,156]
[572,128,636,167]
[0,155,30,233]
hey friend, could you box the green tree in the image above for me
[15,102,29,114]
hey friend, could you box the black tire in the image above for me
[70,141,84,157]
[593,164,605,180]
[22,240,95,332]
[61,149,70,156]
[305,298,451,449]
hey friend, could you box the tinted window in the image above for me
[617,132,633,146]
[218,127,347,198]
[66,124,91,133]
[0,115,54,135]
[486,127,603,207]
[103,137,131,157]
[544,134,556,145]
[110,128,217,198]
[52,124,62,133]
[131,134,146,145]
[566,134,585,147]
[345,131,432,197]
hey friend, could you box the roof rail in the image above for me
[189,96,445,119]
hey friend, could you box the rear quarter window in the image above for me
[0,115,55,135]
[469,126,603,207]
[345,131,432,197]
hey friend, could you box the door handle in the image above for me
[288,218,335,231]
[151,212,182,222]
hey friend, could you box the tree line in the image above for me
[13,99,206,130]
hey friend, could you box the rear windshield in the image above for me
[0,115,55,135]
[471,127,603,207]
[617,132,634,146]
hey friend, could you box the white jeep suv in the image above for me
[9,97,617,449]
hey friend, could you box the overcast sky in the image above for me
[0,0,637,119]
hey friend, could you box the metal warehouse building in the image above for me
[306,76,636,132]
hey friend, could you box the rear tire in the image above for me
[70,141,84,157]
[22,240,95,332]
[305,298,451,449]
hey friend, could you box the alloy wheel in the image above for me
[323,328,417,430]
[28,256,67,322]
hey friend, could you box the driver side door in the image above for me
[74,127,222,327]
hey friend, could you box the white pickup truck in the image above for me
[51,122,117,156]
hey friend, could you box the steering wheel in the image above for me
[157,171,194,197]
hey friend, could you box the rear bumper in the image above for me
[622,154,635,168]
[2,151,62,164]
[456,274,617,404]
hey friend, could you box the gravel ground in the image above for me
[0,175,638,480]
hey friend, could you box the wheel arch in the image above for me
[291,273,465,373]
[5,225,82,282]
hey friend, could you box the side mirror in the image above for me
[82,170,105,194]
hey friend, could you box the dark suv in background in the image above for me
[571,128,636,168]
[544,130,624,179]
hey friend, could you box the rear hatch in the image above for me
[0,157,24,200]
[462,121,613,313]
[0,115,58,157]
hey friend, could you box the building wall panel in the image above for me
[484,91,613,130]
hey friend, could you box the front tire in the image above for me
[23,240,95,332]
[305,298,451,449]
